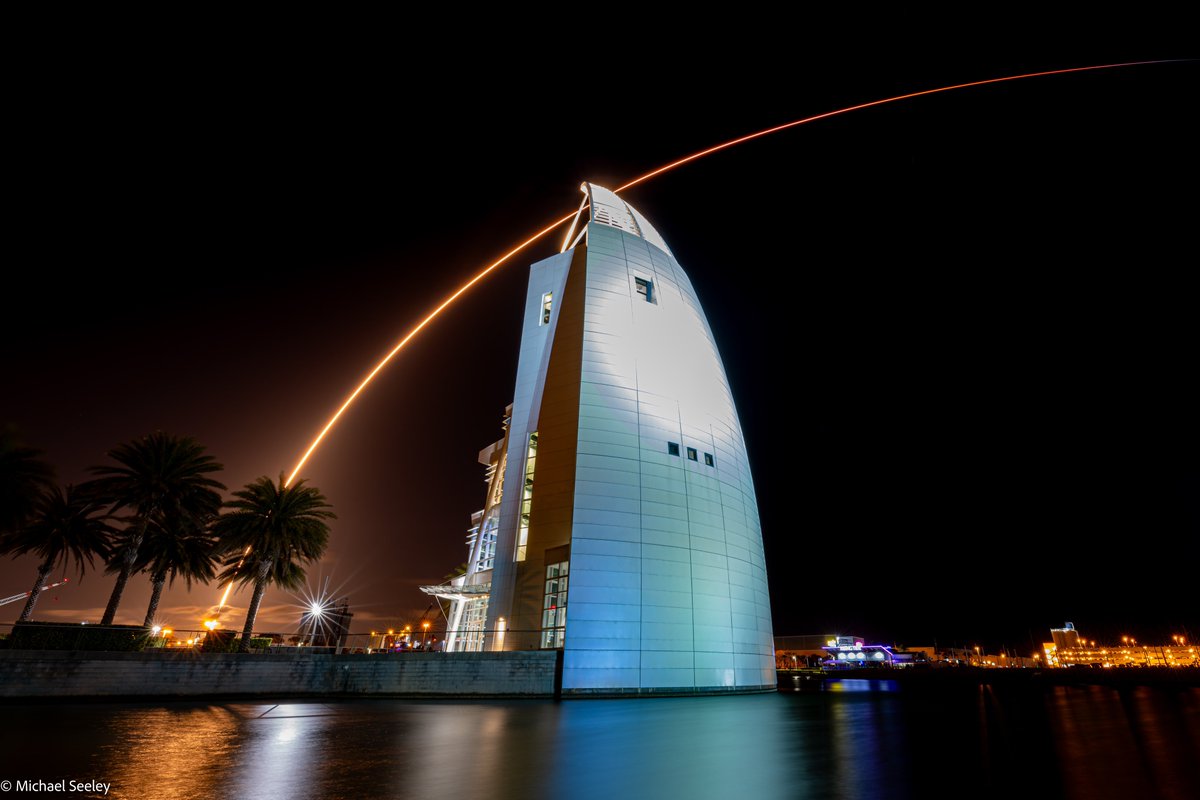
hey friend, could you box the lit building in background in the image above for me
[424,184,775,695]
[1050,621,1082,651]
[1041,622,1196,668]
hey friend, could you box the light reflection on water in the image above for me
[1,684,1197,799]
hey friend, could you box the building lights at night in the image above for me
[422,184,774,695]
[1042,623,1197,668]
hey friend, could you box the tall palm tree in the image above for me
[0,429,55,535]
[132,507,221,627]
[84,432,225,625]
[0,486,114,621]
[214,474,334,652]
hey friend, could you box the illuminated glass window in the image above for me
[704,452,714,467]
[634,277,654,303]
[515,432,537,561]
[686,447,698,461]
[458,596,489,652]
[667,442,680,456]
[540,292,553,325]
[476,508,499,571]
[541,560,568,649]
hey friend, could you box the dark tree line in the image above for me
[0,430,334,650]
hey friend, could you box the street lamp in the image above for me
[422,621,430,648]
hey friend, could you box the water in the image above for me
[3,681,1198,799]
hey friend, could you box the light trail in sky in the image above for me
[212,60,1176,618]
[286,61,1175,486]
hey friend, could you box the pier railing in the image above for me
[0,622,549,654]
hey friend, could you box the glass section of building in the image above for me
[515,431,538,562]
[541,560,568,649]
[541,292,553,325]
[458,596,489,652]
[475,507,499,571]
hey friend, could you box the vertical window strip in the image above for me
[515,432,538,561]
[541,560,569,649]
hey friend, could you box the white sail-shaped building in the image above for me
[425,184,774,695]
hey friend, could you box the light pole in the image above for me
[421,621,431,648]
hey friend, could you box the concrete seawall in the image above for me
[0,650,559,699]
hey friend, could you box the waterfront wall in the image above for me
[0,650,558,699]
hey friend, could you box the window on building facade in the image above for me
[634,277,654,303]
[515,432,538,561]
[540,292,553,325]
[476,508,499,572]
[704,452,714,467]
[541,560,569,649]
[687,447,698,461]
[668,442,680,456]
[457,596,489,652]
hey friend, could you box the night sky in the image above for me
[4,45,1196,654]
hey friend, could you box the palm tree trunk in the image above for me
[238,559,272,653]
[18,560,53,622]
[143,569,168,627]
[101,526,145,625]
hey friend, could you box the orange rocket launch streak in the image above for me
[212,59,1176,617]
[284,60,1173,487]
[612,61,1175,194]
[282,212,579,487]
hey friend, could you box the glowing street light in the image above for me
[422,621,431,648]
[302,599,332,646]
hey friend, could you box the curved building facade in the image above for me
[427,184,774,695]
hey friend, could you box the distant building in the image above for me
[1051,622,1082,651]
[775,634,839,669]
[822,636,908,668]
[422,184,774,695]
[1042,622,1197,667]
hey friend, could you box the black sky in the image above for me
[4,42,1197,653]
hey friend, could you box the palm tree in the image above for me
[214,474,334,653]
[0,486,114,621]
[0,429,55,535]
[84,432,225,625]
[133,508,221,627]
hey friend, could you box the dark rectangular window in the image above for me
[634,277,654,303]
[686,447,698,461]
[704,453,714,467]
[667,442,680,456]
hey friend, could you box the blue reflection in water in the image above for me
[1,683,1198,800]
[825,678,899,692]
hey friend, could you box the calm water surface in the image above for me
[3,681,1198,799]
